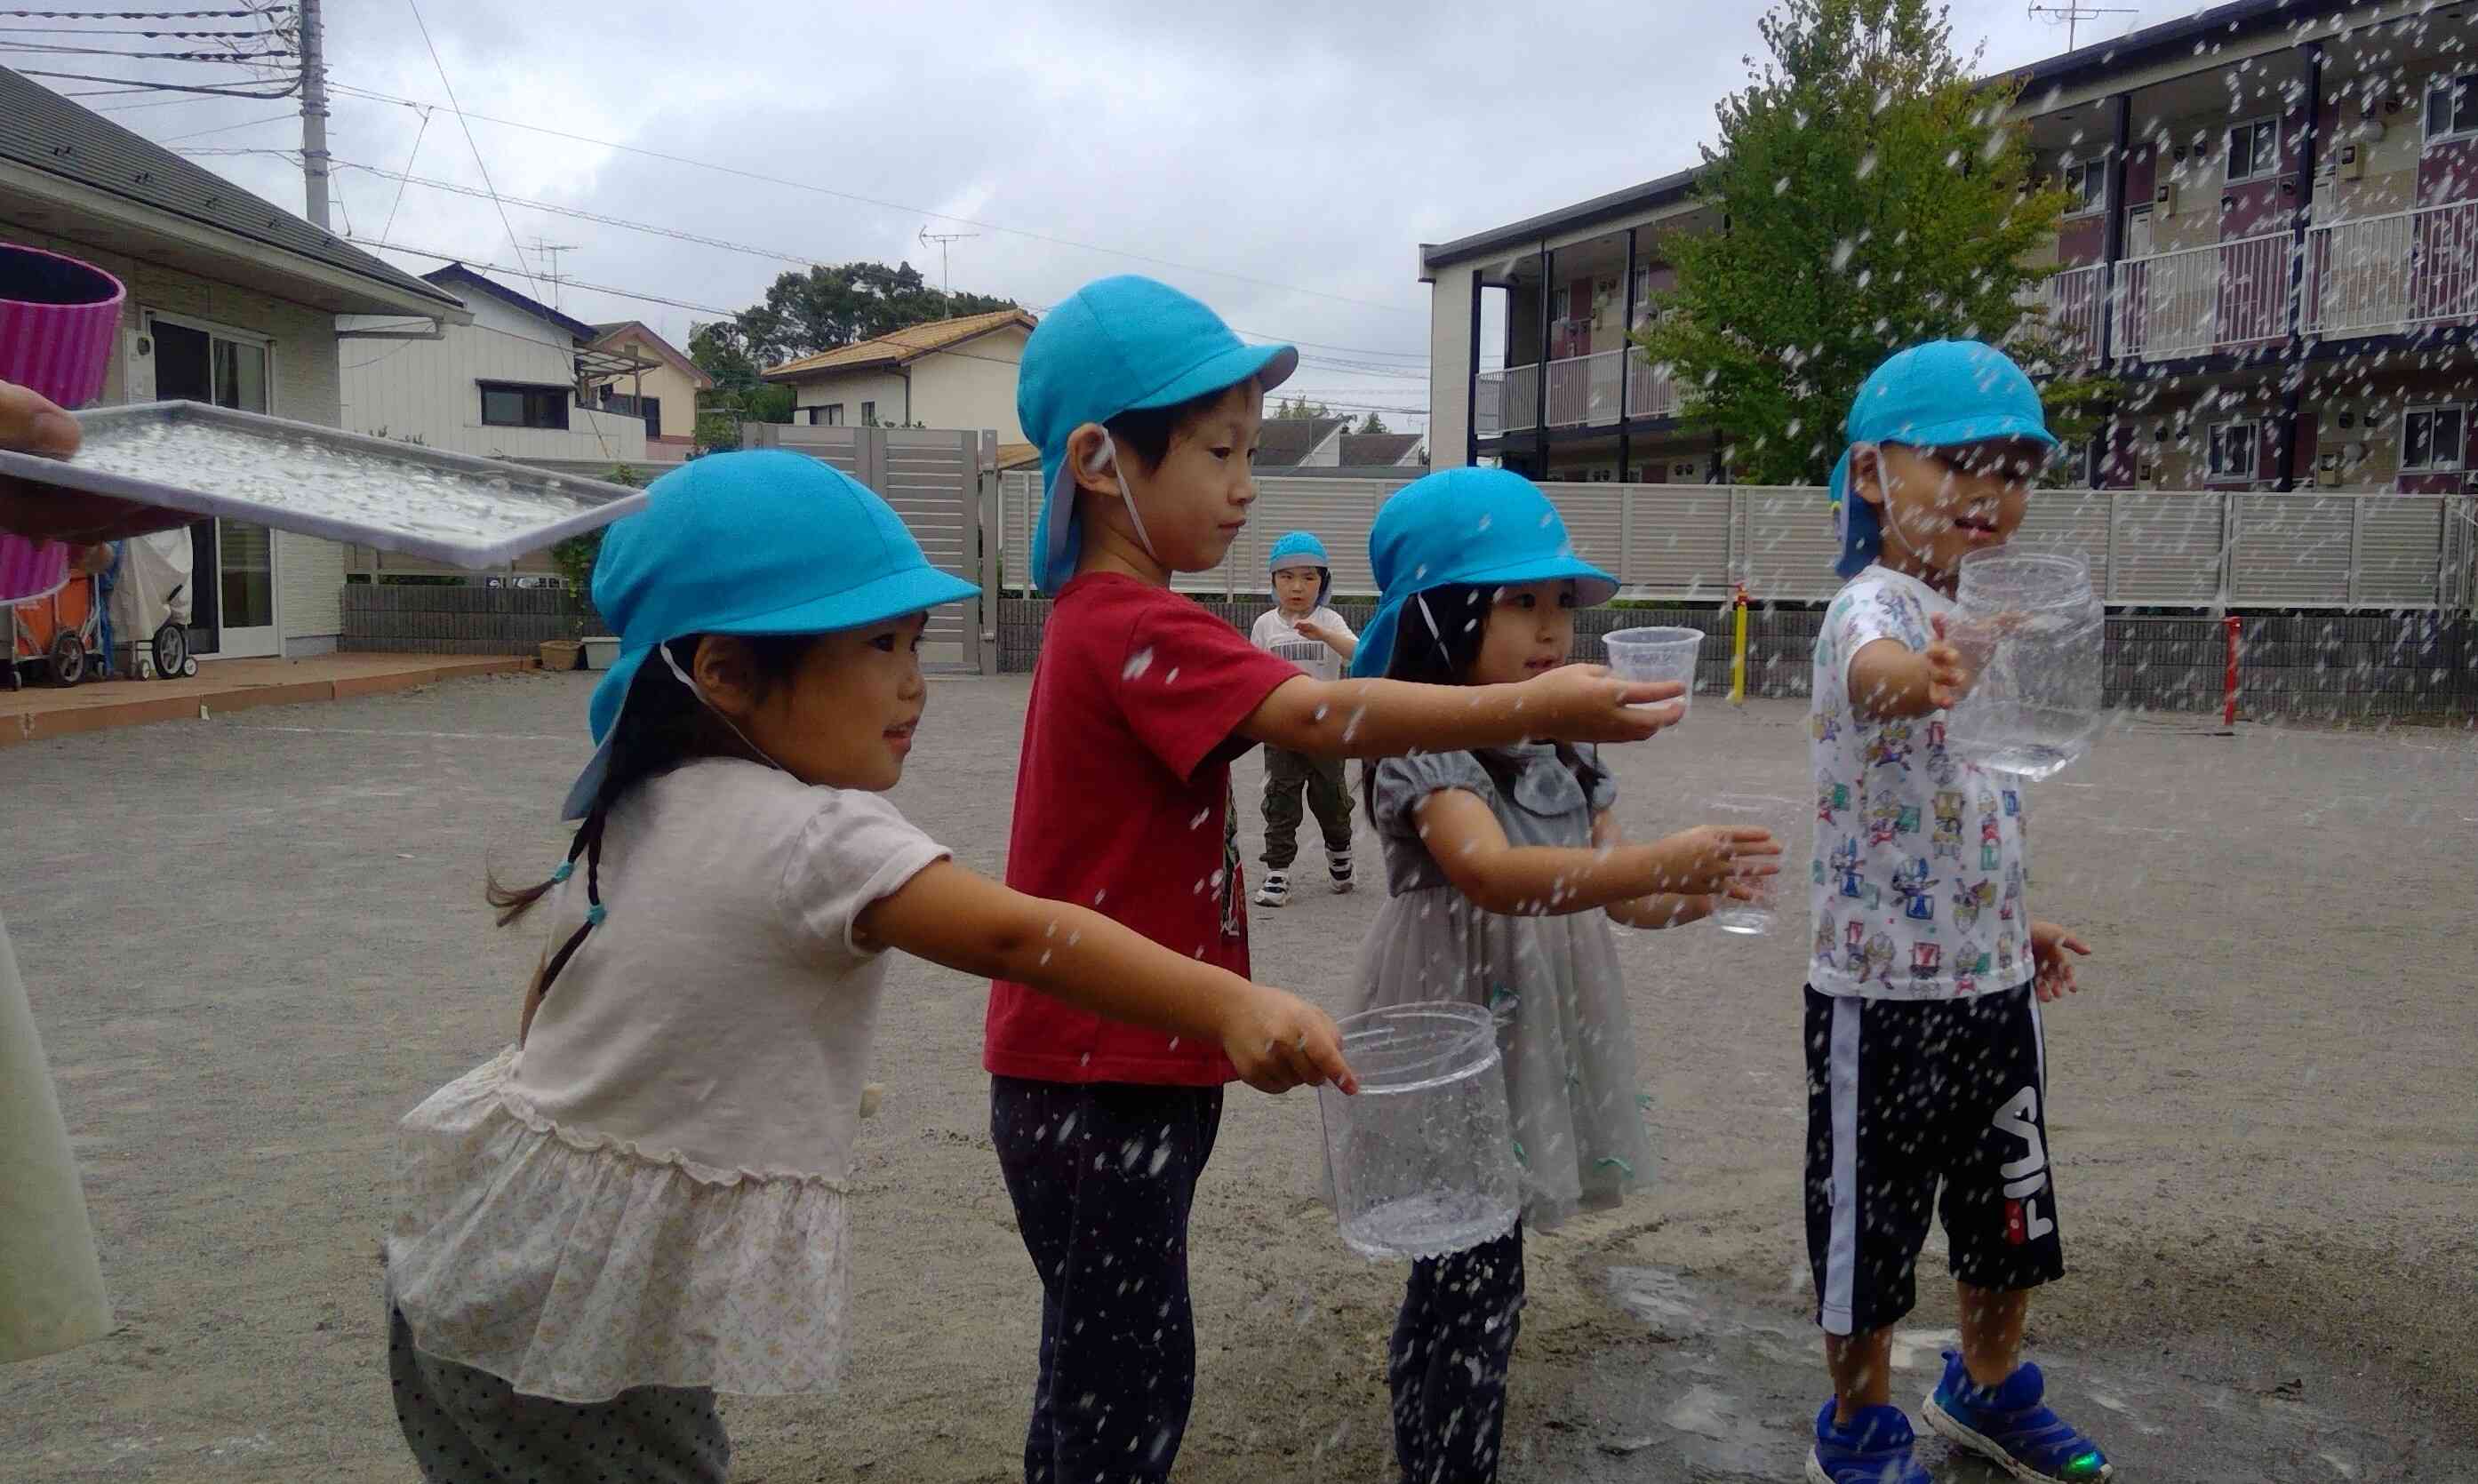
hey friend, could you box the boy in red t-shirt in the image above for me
[989,275,1684,1484]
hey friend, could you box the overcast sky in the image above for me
[41,0,2205,429]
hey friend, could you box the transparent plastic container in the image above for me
[1943,549,2104,781]
[1706,793,1797,935]
[1319,1001,1520,1261]
[1603,626,1705,714]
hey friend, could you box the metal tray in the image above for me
[0,401,651,570]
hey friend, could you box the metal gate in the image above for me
[743,423,1001,672]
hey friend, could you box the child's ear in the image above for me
[690,635,760,719]
[1851,443,1890,509]
[1066,423,1116,498]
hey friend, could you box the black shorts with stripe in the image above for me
[1803,983,2066,1336]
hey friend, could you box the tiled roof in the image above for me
[763,308,1036,380]
[1254,417,1347,467]
[1339,432,1422,467]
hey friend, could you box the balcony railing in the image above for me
[2303,199,2478,337]
[2038,263,2108,364]
[2113,231,2293,360]
[1476,350,1675,438]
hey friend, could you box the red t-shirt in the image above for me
[984,573,1305,1086]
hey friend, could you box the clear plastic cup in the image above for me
[1318,1001,1520,1261]
[1602,626,1705,714]
[1705,793,1795,935]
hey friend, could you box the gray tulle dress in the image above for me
[1349,743,1658,1232]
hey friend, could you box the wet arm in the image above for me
[1592,811,1717,929]
[1417,789,1707,918]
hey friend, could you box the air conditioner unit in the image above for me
[2155,182,2179,216]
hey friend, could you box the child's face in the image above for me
[719,613,931,793]
[1273,566,1321,614]
[1078,382,1263,575]
[1858,441,2036,586]
[1470,579,1578,688]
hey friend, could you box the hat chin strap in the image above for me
[1090,432,1162,566]
[658,643,788,778]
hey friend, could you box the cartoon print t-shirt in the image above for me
[1808,563,2032,1000]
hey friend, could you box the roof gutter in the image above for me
[0,157,470,323]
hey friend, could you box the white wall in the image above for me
[1427,260,1477,467]
[340,291,643,464]
[909,328,1028,442]
[789,367,909,425]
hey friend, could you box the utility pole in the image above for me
[918,226,979,295]
[2027,2,2135,53]
[299,0,332,231]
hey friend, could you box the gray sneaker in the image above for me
[1252,872,1290,908]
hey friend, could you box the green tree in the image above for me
[1274,396,1339,421]
[1355,411,1392,435]
[1635,0,2113,484]
[720,261,1015,368]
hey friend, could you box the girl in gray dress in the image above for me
[1344,467,1779,1484]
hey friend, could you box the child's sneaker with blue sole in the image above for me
[1922,1350,2114,1482]
[1804,1400,1931,1484]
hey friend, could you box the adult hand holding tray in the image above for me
[0,401,651,570]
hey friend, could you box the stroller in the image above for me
[103,528,200,682]
[7,542,110,689]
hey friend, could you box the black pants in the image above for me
[992,1075,1225,1484]
[1259,746,1352,871]
[1389,1228,1525,1484]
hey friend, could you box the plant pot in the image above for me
[538,639,584,672]
[581,636,621,672]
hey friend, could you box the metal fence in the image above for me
[998,472,2478,612]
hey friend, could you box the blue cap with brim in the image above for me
[560,451,979,820]
[1268,529,1331,606]
[1020,275,1299,594]
[1349,467,1618,679]
[1827,339,2058,578]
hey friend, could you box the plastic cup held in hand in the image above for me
[1318,1001,1520,1261]
[1603,626,1704,714]
[1,243,127,603]
[1706,793,1795,935]
[1942,549,2103,781]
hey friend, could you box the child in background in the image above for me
[990,275,1680,1484]
[1348,467,1781,1484]
[1803,342,2108,1484]
[1251,530,1358,906]
[383,453,1351,1484]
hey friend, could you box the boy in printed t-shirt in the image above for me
[1803,341,2112,1484]
[1249,529,1357,906]
[987,275,1682,1484]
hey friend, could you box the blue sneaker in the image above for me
[1922,1350,2114,1482]
[1804,1400,1931,1484]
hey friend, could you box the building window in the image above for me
[811,403,844,427]
[2060,157,2108,218]
[2207,419,2259,481]
[2402,404,2466,471]
[861,400,877,426]
[479,383,570,430]
[2226,117,2280,184]
[2426,75,2478,142]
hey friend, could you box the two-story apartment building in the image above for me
[1423,0,2478,497]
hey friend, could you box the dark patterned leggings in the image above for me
[388,1300,730,1483]
[1388,1227,1526,1484]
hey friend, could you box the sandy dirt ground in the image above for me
[3,671,2473,1483]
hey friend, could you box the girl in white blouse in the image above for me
[384,452,1355,1483]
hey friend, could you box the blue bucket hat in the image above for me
[1348,467,1618,679]
[1019,275,1299,593]
[560,450,979,819]
[1827,339,2057,578]
[1268,529,1331,607]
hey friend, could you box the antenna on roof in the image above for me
[2028,1,2135,54]
[918,225,979,296]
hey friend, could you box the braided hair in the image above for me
[1357,581,1607,827]
[487,632,820,1014]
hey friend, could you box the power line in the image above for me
[0,40,292,58]
[376,107,428,247]
[343,236,738,317]
[14,63,295,94]
[1,8,273,16]
[324,76,1422,318]
[0,22,276,32]
[153,106,292,140]
[400,0,534,296]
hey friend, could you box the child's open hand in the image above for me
[1294,618,1331,644]
[1657,825,1781,898]
[2029,921,2092,1002]
[1523,663,1685,742]
[1924,614,1986,711]
[1223,986,1358,1097]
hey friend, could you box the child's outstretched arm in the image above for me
[1413,789,1779,918]
[1242,666,1683,761]
[1587,811,1760,929]
[1294,617,1357,662]
[1848,615,1987,721]
[858,862,1357,1096]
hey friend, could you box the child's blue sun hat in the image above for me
[1828,339,2057,578]
[1268,529,1331,607]
[1349,467,1617,679]
[1018,275,1299,594]
[560,450,979,819]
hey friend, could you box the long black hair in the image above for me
[1358,581,1607,827]
[487,632,820,1010]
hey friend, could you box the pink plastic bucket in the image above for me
[1,243,126,603]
